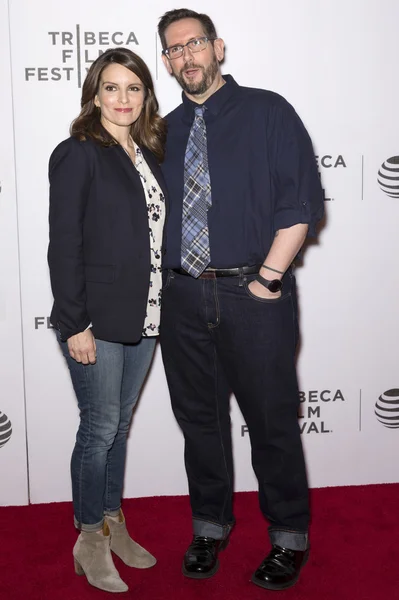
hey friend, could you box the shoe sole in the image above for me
[182,559,220,579]
[251,571,300,590]
[181,537,229,580]
[250,549,309,591]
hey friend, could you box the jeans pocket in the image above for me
[242,276,291,304]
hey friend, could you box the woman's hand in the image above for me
[67,329,97,364]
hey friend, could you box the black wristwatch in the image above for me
[255,274,283,293]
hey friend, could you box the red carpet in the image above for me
[1,484,398,599]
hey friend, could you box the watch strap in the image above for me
[255,274,282,292]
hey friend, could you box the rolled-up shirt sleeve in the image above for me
[273,101,324,237]
[47,138,92,340]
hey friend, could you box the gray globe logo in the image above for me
[378,156,399,198]
[0,411,12,448]
[375,389,399,428]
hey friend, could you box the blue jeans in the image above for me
[161,268,309,551]
[57,333,156,532]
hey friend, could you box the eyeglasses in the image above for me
[163,36,216,60]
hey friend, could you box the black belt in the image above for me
[172,265,261,279]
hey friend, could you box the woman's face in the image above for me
[94,63,145,136]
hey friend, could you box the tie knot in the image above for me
[194,105,205,118]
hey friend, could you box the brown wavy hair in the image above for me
[71,47,166,162]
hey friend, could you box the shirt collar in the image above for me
[182,74,238,121]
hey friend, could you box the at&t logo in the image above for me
[0,411,12,449]
[377,156,399,198]
[375,389,399,428]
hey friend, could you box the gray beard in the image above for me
[176,55,219,96]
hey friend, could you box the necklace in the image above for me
[122,136,135,164]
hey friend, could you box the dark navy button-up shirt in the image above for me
[161,75,323,269]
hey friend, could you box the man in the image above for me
[158,8,323,591]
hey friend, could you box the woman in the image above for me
[48,47,167,593]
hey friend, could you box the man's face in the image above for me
[162,18,224,96]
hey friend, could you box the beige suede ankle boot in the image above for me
[73,521,128,592]
[105,510,157,569]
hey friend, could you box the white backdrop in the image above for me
[1,0,398,506]
[0,0,28,505]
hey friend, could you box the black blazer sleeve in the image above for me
[48,138,93,340]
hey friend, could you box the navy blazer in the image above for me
[48,136,168,343]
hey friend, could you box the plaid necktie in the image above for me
[181,105,212,277]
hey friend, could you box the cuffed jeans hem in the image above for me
[74,516,104,532]
[104,507,121,518]
[269,527,309,551]
[193,518,234,540]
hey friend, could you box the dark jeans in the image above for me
[57,333,156,531]
[160,268,309,550]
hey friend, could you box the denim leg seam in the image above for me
[105,443,111,512]
[208,279,220,329]
[105,396,110,512]
[105,344,126,512]
[202,280,208,327]
[77,365,93,527]
[213,346,231,526]
[290,294,296,355]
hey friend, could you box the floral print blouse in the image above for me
[133,144,165,337]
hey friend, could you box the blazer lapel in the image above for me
[111,145,149,232]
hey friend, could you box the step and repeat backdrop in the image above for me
[0,0,28,505]
[1,0,398,506]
